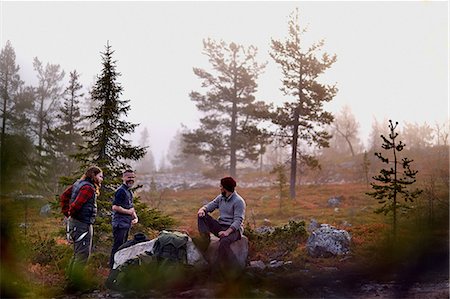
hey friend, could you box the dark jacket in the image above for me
[112,184,134,229]
[70,179,97,224]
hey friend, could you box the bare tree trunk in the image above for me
[290,108,299,199]
[38,94,44,154]
[1,81,8,160]
[393,139,398,240]
[230,100,237,177]
[344,136,355,157]
[0,80,9,195]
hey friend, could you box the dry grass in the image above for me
[4,180,448,297]
[140,183,388,233]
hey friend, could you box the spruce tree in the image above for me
[367,120,422,238]
[73,42,146,228]
[76,42,145,177]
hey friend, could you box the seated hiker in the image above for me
[196,176,246,271]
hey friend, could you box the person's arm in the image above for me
[69,185,94,216]
[218,226,235,238]
[220,198,245,237]
[131,209,138,224]
[60,185,73,217]
[202,195,221,213]
[112,205,135,215]
[112,189,136,217]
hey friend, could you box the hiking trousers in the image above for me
[68,217,93,265]
[110,226,130,268]
[198,214,241,268]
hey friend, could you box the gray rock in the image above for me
[113,240,155,269]
[327,196,341,207]
[113,237,208,269]
[205,234,248,268]
[249,260,266,269]
[306,224,351,257]
[255,226,275,234]
[40,203,52,216]
[268,260,284,268]
[308,219,320,232]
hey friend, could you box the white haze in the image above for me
[1,1,448,166]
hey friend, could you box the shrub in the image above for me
[246,220,307,256]
[29,235,70,266]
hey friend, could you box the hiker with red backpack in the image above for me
[60,166,103,275]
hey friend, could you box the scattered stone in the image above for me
[255,226,275,234]
[249,260,266,269]
[268,260,284,268]
[328,196,341,207]
[40,203,51,216]
[341,220,352,227]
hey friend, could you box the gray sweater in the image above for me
[203,191,246,235]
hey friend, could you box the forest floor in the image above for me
[3,182,449,298]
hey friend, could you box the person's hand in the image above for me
[218,230,230,238]
[132,217,138,225]
[197,207,206,217]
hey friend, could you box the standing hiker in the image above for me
[60,166,103,269]
[196,176,246,271]
[109,169,138,269]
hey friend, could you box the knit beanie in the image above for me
[220,177,237,192]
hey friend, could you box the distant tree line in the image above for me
[0,41,148,199]
[173,8,448,198]
[1,8,448,201]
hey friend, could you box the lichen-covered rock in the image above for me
[306,224,351,257]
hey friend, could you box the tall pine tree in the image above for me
[46,70,85,191]
[29,57,65,193]
[183,38,271,177]
[270,8,337,199]
[0,40,25,194]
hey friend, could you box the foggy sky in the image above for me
[1,1,448,165]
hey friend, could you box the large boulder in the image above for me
[113,237,208,269]
[205,234,248,268]
[306,224,351,257]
